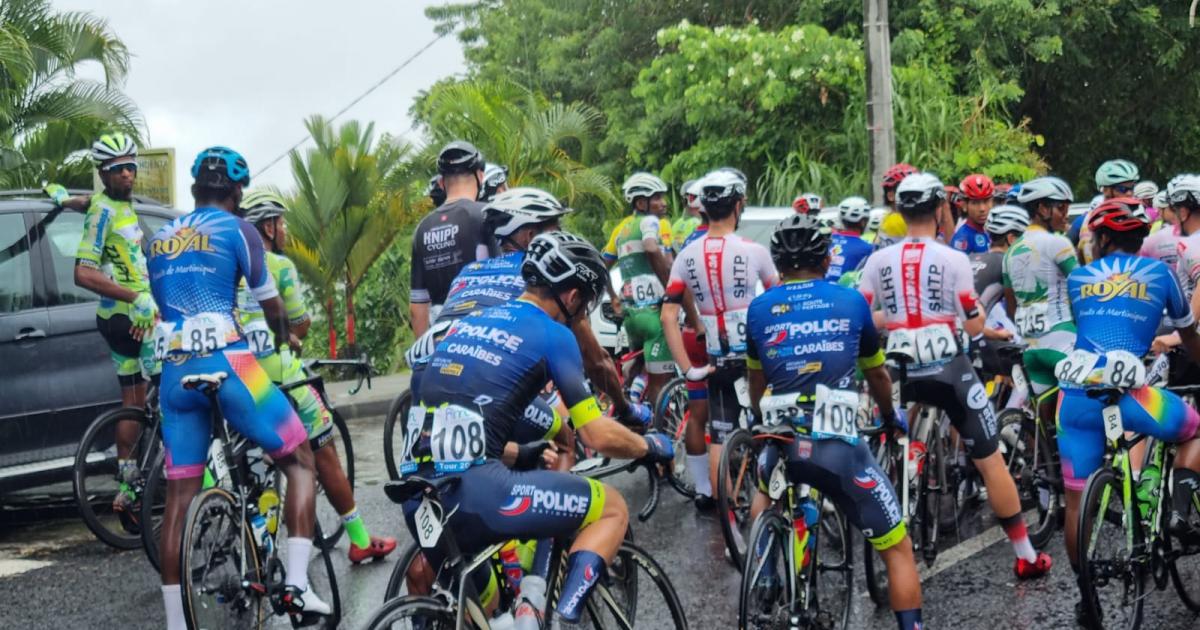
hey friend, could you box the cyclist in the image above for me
[795,192,822,214]
[1140,178,1183,271]
[426,174,446,207]
[1058,199,1200,621]
[746,214,922,630]
[826,196,873,284]
[236,190,397,564]
[1161,175,1200,366]
[410,140,494,338]
[662,170,779,510]
[859,172,1053,580]
[973,206,1026,343]
[479,163,509,202]
[946,184,965,225]
[1076,159,1140,264]
[875,163,918,249]
[951,173,994,254]
[602,172,676,411]
[1134,180,1160,224]
[148,147,324,628]
[400,231,675,626]
[672,178,704,245]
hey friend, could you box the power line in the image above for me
[254,33,447,178]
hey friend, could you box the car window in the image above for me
[735,219,778,248]
[0,213,35,313]
[40,210,97,306]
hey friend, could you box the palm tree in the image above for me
[0,0,143,188]
[287,116,425,357]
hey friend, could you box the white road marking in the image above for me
[0,557,52,579]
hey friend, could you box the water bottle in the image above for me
[499,541,524,593]
[489,611,516,630]
[791,514,809,571]
[1137,464,1161,519]
[250,513,273,555]
[800,497,819,560]
[514,575,547,630]
[629,373,648,404]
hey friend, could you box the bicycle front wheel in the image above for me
[738,510,795,630]
[1077,466,1146,630]
[359,595,457,630]
[718,428,757,571]
[181,487,264,630]
[382,388,413,481]
[998,408,1060,549]
[654,375,696,498]
[550,540,686,630]
[314,408,354,550]
[809,501,852,630]
[1168,469,1200,611]
[73,406,158,549]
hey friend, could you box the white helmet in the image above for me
[622,172,669,203]
[1089,194,1104,212]
[484,187,573,238]
[1167,174,1200,209]
[985,205,1029,236]
[837,196,870,225]
[801,192,822,210]
[1133,180,1158,201]
[868,207,886,231]
[895,172,946,214]
[697,170,747,210]
[684,179,703,209]
[1016,176,1074,206]
[1154,191,1168,210]
[91,132,137,166]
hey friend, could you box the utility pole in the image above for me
[863,0,895,206]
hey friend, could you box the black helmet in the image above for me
[426,174,446,207]
[522,231,608,317]
[437,140,485,175]
[770,214,830,270]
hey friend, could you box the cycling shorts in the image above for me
[1024,330,1075,396]
[257,350,334,446]
[705,360,745,445]
[1057,386,1200,492]
[682,326,708,400]
[757,436,906,551]
[97,313,154,386]
[622,307,673,374]
[160,344,307,480]
[900,355,1000,459]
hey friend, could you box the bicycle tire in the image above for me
[139,449,168,572]
[738,510,795,630]
[997,408,1060,550]
[305,520,342,628]
[1168,470,1200,612]
[359,595,457,630]
[382,388,412,482]
[653,375,696,498]
[1077,465,1146,630]
[72,406,156,549]
[570,540,686,630]
[314,409,354,551]
[181,487,264,630]
[717,428,757,571]
[810,502,852,630]
[863,435,899,607]
[382,541,427,602]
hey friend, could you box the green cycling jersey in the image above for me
[74,191,149,319]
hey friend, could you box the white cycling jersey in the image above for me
[859,237,980,332]
[1139,223,1182,271]
[1002,226,1078,338]
[1174,230,1200,301]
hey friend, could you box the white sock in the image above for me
[688,454,712,497]
[1012,537,1037,563]
[162,584,186,630]
[286,537,313,592]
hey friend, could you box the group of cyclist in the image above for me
[51,126,1200,629]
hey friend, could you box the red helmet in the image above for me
[1088,197,1149,233]
[959,174,995,200]
[792,195,811,214]
[882,163,918,192]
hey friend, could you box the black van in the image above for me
[0,190,183,493]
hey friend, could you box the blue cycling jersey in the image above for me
[745,279,883,397]
[1069,252,1194,357]
[826,231,873,283]
[951,222,990,254]
[436,250,526,325]
[681,223,709,251]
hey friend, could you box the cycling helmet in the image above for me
[895,172,945,215]
[191,146,250,187]
[484,187,572,238]
[985,205,1029,236]
[1154,190,1168,210]
[792,195,812,215]
[1167,174,1200,209]
[801,192,822,210]
[522,231,609,314]
[882,163,918,192]
[1095,159,1139,189]
[698,170,747,209]
[1006,182,1022,202]
[716,166,748,186]
[992,183,1012,201]
[770,213,830,270]
[426,174,446,206]
[437,140,485,175]
[478,163,509,201]
[92,133,137,166]
[1088,197,1150,233]
[868,207,886,231]
[1017,176,1074,206]
[945,185,964,207]
[240,189,289,224]
[959,173,994,200]
[684,179,703,209]
[1133,180,1159,201]
[622,172,669,203]
[837,196,871,225]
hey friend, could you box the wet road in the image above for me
[4,412,1200,629]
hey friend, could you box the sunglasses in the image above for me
[101,162,138,174]
[1113,183,1135,194]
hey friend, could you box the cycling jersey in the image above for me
[1003,226,1077,337]
[874,211,907,249]
[672,215,702,247]
[950,221,990,254]
[437,251,526,324]
[1139,223,1182,270]
[1175,231,1200,300]
[681,222,709,251]
[969,250,1005,315]
[75,192,150,319]
[410,198,493,309]
[826,231,873,283]
[602,212,674,308]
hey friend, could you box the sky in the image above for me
[53,0,466,200]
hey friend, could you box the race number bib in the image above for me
[414,497,443,549]
[181,312,229,354]
[1054,349,1101,385]
[1054,349,1144,388]
[884,329,916,361]
[243,319,274,355]
[913,325,958,365]
[1011,363,1029,395]
[1015,303,1050,337]
[399,404,426,475]
[626,274,663,306]
[430,405,487,473]
[701,308,749,355]
[767,460,788,500]
[1102,405,1124,442]
[759,392,803,427]
[811,384,859,443]
[151,322,175,360]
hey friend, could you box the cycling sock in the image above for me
[286,537,312,591]
[998,512,1036,562]
[894,607,923,630]
[1173,468,1200,517]
[533,538,553,577]
[341,507,370,549]
[162,584,186,630]
[554,550,605,622]
[688,454,712,497]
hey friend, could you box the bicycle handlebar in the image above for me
[303,356,374,395]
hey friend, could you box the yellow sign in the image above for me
[93,147,175,207]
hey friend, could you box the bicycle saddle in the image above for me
[384,476,461,505]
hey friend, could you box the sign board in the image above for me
[93,147,175,207]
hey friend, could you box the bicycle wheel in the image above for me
[718,428,757,571]
[73,406,158,549]
[139,449,168,572]
[738,510,795,630]
[998,408,1061,549]
[314,409,354,550]
[303,520,343,628]
[809,501,852,630]
[181,487,264,630]
[359,595,457,630]
[382,542,430,601]
[550,540,686,630]
[382,388,413,481]
[1168,470,1200,612]
[1077,466,1146,630]
[653,376,696,498]
[864,436,899,607]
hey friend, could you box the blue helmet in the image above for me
[1005,182,1022,202]
[191,146,250,187]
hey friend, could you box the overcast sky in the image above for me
[53,0,466,199]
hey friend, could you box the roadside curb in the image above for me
[331,394,396,420]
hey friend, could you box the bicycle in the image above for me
[738,423,854,630]
[72,383,163,549]
[362,458,687,629]
[138,357,366,571]
[175,372,341,630]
